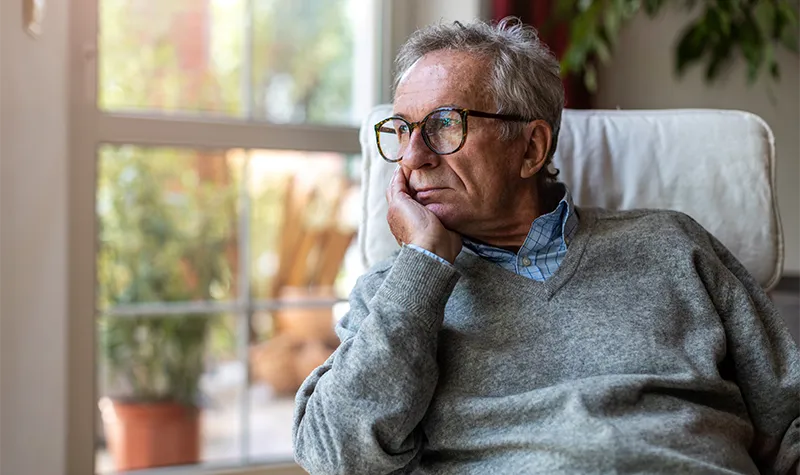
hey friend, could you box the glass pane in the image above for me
[96,145,241,309]
[96,314,244,473]
[98,0,246,116]
[98,0,378,125]
[248,150,362,301]
[246,150,361,460]
[95,146,364,470]
[247,304,348,461]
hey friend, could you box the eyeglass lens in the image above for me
[378,109,464,161]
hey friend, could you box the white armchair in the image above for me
[358,106,783,291]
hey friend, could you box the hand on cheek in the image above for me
[385,167,462,264]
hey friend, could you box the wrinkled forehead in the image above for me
[393,50,495,120]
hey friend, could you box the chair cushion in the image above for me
[359,106,783,290]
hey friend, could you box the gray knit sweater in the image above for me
[293,208,800,475]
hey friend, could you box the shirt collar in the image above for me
[462,183,578,258]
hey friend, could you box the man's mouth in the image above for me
[413,187,446,201]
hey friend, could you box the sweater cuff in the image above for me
[374,246,460,330]
[406,244,453,267]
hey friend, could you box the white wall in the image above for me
[410,0,483,28]
[382,0,483,102]
[0,0,69,474]
[596,9,800,275]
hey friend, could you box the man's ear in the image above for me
[520,120,552,179]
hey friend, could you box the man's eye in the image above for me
[431,118,457,132]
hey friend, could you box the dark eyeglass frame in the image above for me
[374,107,533,163]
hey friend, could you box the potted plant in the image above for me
[553,0,798,91]
[96,146,237,471]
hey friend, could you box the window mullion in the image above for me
[101,301,244,318]
[94,114,362,155]
[242,0,254,121]
[100,298,348,318]
[236,0,256,456]
[237,152,254,462]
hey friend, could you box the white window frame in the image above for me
[66,1,415,473]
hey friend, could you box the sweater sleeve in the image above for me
[699,232,800,475]
[292,246,460,475]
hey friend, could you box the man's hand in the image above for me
[386,167,462,264]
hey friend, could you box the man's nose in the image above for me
[401,128,438,170]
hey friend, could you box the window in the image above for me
[75,0,385,473]
[98,0,377,124]
[95,147,362,472]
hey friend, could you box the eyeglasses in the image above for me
[374,107,533,163]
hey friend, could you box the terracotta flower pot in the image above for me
[99,397,200,471]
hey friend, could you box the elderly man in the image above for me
[292,18,799,475]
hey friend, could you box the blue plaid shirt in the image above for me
[408,184,579,282]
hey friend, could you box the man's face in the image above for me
[393,50,529,236]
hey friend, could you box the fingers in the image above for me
[385,168,395,203]
[386,168,415,247]
[394,166,409,194]
[386,166,409,204]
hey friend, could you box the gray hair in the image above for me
[394,17,565,182]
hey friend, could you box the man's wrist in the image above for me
[406,244,452,267]
[408,239,458,264]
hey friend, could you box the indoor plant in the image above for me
[97,146,237,471]
[554,0,799,91]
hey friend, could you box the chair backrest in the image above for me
[359,105,783,290]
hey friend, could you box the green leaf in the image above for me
[643,0,665,16]
[584,64,598,92]
[704,41,733,81]
[770,60,781,80]
[604,7,622,45]
[620,0,641,17]
[777,1,800,53]
[740,43,765,84]
[553,0,580,21]
[560,43,583,75]
[738,14,766,83]
[746,62,761,83]
[739,11,765,48]
[578,0,594,13]
[676,22,709,75]
[594,35,613,63]
[777,0,799,27]
[706,6,731,38]
[716,0,735,14]
[753,1,776,40]
[568,6,595,45]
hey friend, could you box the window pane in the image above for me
[98,0,378,125]
[96,145,241,309]
[248,304,348,461]
[95,145,364,470]
[248,150,362,301]
[98,0,246,116]
[246,150,361,460]
[96,314,243,473]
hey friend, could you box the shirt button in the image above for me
[521,256,532,266]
